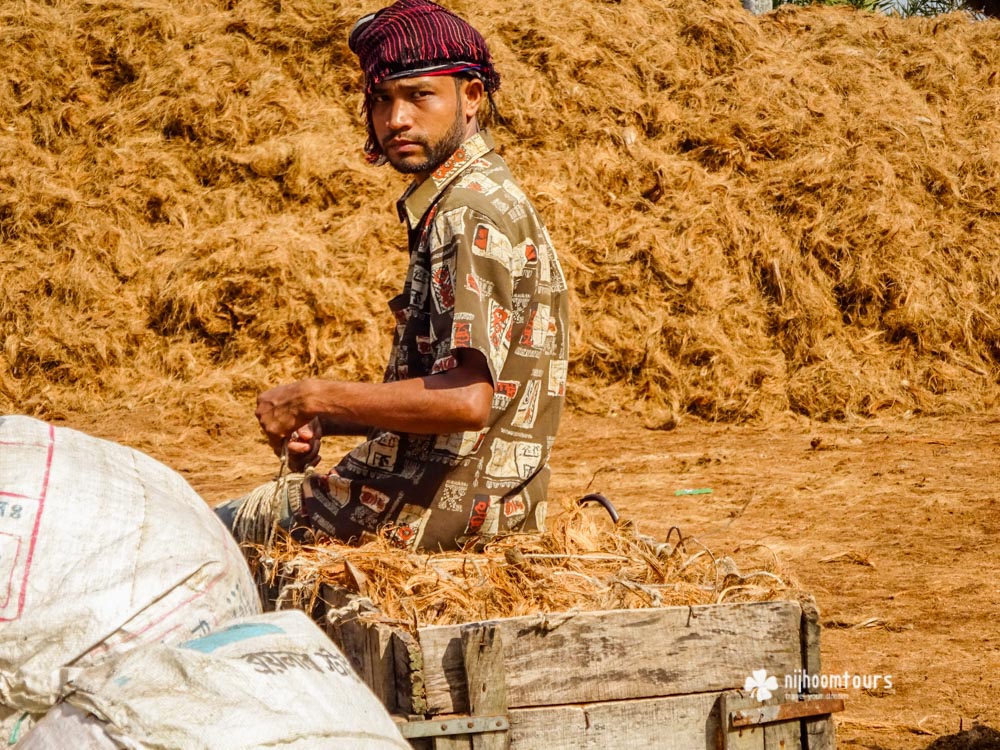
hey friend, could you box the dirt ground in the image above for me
[66,408,1000,749]
[549,412,1000,750]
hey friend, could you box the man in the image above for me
[221,0,569,551]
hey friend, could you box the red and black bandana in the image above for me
[348,0,500,163]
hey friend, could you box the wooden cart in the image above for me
[325,592,842,749]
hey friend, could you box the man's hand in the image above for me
[254,349,493,462]
[255,380,318,458]
[287,417,323,472]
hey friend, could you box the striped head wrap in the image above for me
[348,0,500,163]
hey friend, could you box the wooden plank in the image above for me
[721,691,815,750]
[805,716,836,750]
[799,596,836,750]
[367,623,397,713]
[324,611,398,713]
[764,719,800,750]
[461,624,509,750]
[506,691,722,750]
[418,601,803,715]
[433,736,471,750]
[800,595,822,678]
[721,692,765,750]
[393,629,428,717]
[327,617,368,682]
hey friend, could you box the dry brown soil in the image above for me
[66,409,1000,749]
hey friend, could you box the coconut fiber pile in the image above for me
[2,0,1000,428]
[246,502,791,627]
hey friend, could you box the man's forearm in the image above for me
[255,351,494,454]
[299,376,491,435]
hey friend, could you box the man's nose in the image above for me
[386,99,413,131]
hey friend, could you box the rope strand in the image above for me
[232,442,304,548]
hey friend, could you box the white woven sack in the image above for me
[0,415,261,719]
[14,703,118,750]
[44,610,410,750]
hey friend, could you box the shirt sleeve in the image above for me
[426,205,517,384]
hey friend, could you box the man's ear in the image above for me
[461,77,485,119]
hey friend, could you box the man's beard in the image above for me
[383,109,466,176]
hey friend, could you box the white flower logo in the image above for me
[744,669,779,702]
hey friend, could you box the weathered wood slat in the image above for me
[721,692,766,750]
[805,716,836,750]
[461,624,509,750]
[764,718,800,750]
[723,690,840,749]
[323,610,397,711]
[725,725,764,750]
[327,618,370,688]
[418,601,803,715]
[433,735,471,749]
[507,691,722,750]
[394,629,428,717]
[799,596,836,750]
[366,623,397,711]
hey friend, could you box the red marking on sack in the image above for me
[0,491,34,501]
[3,424,54,622]
[0,534,22,609]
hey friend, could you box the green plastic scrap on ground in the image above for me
[675,488,713,496]
[8,713,28,746]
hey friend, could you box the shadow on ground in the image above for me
[924,725,1000,750]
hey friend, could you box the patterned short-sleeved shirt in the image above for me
[303,131,569,551]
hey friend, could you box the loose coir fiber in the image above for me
[246,502,792,627]
[2,0,1000,428]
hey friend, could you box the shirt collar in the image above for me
[397,130,496,230]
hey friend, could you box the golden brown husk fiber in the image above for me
[246,503,792,627]
[2,0,1000,426]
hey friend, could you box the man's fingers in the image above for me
[287,437,322,471]
[286,419,322,471]
[292,423,316,442]
[287,438,313,454]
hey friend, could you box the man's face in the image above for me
[370,75,480,180]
